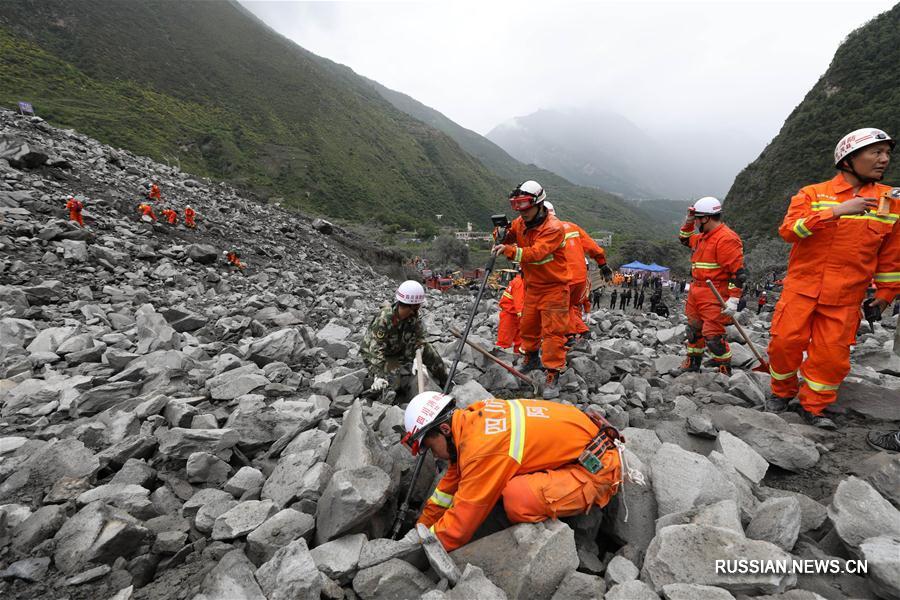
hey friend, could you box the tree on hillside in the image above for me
[428,234,469,269]
[744,238,790,284]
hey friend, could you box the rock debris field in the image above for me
[1,108,899,600]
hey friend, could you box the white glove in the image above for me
[722,297,740,317]
[370,377,389,392]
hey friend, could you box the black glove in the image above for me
[599,264,613,281]
[862,298,883,325]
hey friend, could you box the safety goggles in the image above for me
[401,430,423,456]
[509,194,536,212]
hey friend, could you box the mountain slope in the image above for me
[0,0,508,229]
[486,108,762,201]
[366,79,658,236]
[724,4,900,242]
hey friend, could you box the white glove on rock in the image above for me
[370,377,389,392]
[722,297,740,317]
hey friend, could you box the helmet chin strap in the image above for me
[840,157,882,185]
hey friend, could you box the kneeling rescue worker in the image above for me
[493,180,570,399]
[679,196,746,375]
[403,391,622,551]
[496,267,525,354]
[361,281,448,403]
[66,196,84,227]
[184,205,197,228]
[767,128,899,430]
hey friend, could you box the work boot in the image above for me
[715,363,732,376]
[680,355,701,373]
[765,395,791,413]
[520,351,542,374]
[867,430,900,452]
[542,370,560,400]
[564,334,577,348]
[796,406,836,430]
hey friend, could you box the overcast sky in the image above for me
[240,0,895,143]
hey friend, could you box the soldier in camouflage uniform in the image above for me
[361,281,449,404]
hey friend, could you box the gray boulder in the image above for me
[135,303,180,354]
[352,558,434,600]
[195,549,266,600]
[310,532,367,583]
[315,466,391,545]
[708,405,819,471]
[255,538,322,600]
[247,327,305,366]
[745,496,801,551]
[211,499,276,540]
[53,501,152,574]
[714,431,768,484]
[157,427,239,459]
[450,520,578,600]
[859,535,900,600]
[246,508,315,565]
[651,443,736,516]
[827,476,900,554]
[449,564,508,600]
[642,524,795,594]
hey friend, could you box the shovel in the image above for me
[705,279,770,374]
[450,327,541,396]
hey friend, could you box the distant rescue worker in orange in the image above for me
[184,205,197,228]
[148,183,162,201]
[496,268,525,354]
[767,128,899,432]
[161,207,178,225]
[678,196,745,375]
[224,249,245,271]
[545,201,613,343]
[493,180,570,399]
[138,203,157,222]
[402,391,622,552]
[66,196,84,227]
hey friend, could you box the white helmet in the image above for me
[834,128,894,167]
[402,391,454,455]
[692,196,722,216]
[544,201,555,215]
[395,280,426,305]
[509,180,546,211]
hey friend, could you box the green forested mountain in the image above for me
[367,79,654,236]
[724,3,900,243]
[0,0,654,237]
[0,0,506,230]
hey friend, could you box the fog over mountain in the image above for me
[487,107,764,201]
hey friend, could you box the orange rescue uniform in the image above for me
[418,399,622,551]
[138,203,157,222]
[679,221,744,364]
[184,207,196,228]
[497,274,525,352]
[148,184,162,201]
[501,213,570,370]
[768,173,900,415]
[66,198,84,227]
[226,251,245,271]
[161,208,178,225]
[561,221,608,335]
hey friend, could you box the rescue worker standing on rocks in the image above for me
[492,181,570,399]
[768,128,899,431]
[66,196,84,227]
[545,202,613,345]
[184,205,197,229]
[402,391,622,552]
[362,280,448,404]
[678,196,746,375]
[496,268,525,354]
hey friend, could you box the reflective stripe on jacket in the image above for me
[502,213,569,287]
[680,223,744,298]
[561,221,607,284]
[499,275,525,315]
[417,399,601,551]
[778,173,899,305]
